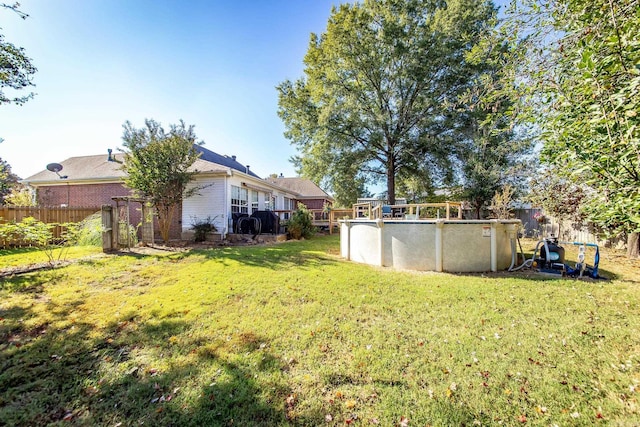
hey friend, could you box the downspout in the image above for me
[223,174,228,240]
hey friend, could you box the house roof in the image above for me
[23,145,261,184]
[23,153,128,183]
[264,177,334,201]
[195,145,260,178]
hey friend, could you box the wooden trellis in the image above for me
[101,197,154,252]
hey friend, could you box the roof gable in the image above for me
[264,177,333,201]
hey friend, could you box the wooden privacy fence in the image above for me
[0,206,101,240]
[0,206,101,224]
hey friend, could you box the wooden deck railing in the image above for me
[261,202,463,236]
[352,202,464,220]
[271,208,354,234]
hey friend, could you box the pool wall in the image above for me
[340,219,520,272]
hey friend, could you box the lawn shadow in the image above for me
[0,294,327,426]
[452,267,616,283]
[174,242,340,271]
[0,271,52,292]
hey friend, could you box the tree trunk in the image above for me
[628,232,639,259]
[157,203,175,243]
[387,156,396,205]
[474,199,482,219]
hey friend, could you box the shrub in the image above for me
[0,216,78,266]
[190,216,218,242]
[287,204,316,240]
[74,212,103,246]
[489,185,515,219]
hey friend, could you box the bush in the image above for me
[74,212,103,246]
[190,216,218,242]
[287,205,316,240]
[0,216,77,266]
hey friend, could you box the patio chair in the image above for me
[382,205,392,218]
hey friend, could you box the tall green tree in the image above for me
[121,119,203,243]
[1,3,36,106]
[454,35,533,218]
[278,0,498,205]
[506,0,639,256]
[0,155,19,203]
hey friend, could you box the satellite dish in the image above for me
[46,162,68,179]
[46,163,63,173]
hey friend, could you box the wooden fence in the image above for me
[0,206,101,225]
[0,206,101,245]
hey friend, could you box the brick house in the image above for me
[22,146,333,240]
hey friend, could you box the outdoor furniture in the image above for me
[382,205,392,218]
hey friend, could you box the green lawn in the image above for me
[1,235,639,426]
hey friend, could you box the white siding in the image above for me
[182,177,227,235]
[183,174,300,236]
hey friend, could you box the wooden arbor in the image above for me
[101,197,154,252]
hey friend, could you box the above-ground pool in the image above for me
[340,219,521,273]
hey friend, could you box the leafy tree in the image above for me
[121,119,203,243]
[278,0,498,204]
[450,12,534,219]
[0,155,19,202]
[527,170,587,224]
[3,185,35,206]
[292,148,369,207]
[505,0,639,256]
[1,3,36,106]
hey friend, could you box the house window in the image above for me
[264,194,274,210]
[283,197,295,219]
[251,191,259,213]
[231,185,248,213]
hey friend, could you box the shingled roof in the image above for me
[195,145,260,178]
[264,177,333,201]
[23,145,260,184]
[23,153,128,183]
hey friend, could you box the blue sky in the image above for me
[1,1,342,180]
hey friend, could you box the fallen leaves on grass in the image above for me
[286,393,296,408]
[535,405,547,414]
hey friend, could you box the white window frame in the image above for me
[250,190,259,213]
[231,185,248,214]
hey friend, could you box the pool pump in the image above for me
[535,237,566,274]
[509,236,601,279]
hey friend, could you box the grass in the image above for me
[0,245,102,269]
[0,235,639,426]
